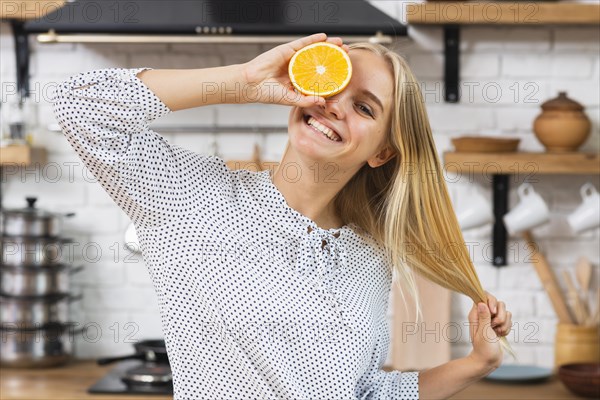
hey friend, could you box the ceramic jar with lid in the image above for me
[533,92,591,152]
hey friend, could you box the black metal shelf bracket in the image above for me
[492,175,510,267]
[10,19,31,103]
[443,24,460,103]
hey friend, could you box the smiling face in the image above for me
[287,48,396,172]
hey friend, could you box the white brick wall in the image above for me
[1,11,598,367]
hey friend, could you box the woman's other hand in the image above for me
[484,291,513,338]
[241,33,349,107]
[467,292,513,373]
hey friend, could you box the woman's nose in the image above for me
[319,94,346,119]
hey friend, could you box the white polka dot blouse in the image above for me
[52,67,420,399]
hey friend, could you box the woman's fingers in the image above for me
[491,301,506,327]
[485,291,498,314]
[288,32,328,52]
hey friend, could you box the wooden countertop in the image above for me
[0,360,578,399]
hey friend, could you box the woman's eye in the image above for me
[358,104,373,117]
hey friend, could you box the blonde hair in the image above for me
[333,42,515,358]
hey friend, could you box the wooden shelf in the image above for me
[443,151,600,175]
[407,2,600,25]
[0,145,47,166]
[0,1,65,20]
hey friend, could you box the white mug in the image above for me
[503,183,550,235]
[567,183,600,234]
[456,188,494,230]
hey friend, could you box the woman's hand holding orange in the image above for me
[241,33,349,107]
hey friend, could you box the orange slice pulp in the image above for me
[288,42,352,98]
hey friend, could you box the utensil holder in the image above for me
[555,323,600,370]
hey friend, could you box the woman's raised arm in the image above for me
[138,33,348,112]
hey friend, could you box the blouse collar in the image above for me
[259,169,356,240]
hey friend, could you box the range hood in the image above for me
[22,0,406,44]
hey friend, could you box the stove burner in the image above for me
[121,363,172,387]
[88,360,173,395]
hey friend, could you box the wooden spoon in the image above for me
[561,269,588,325]
[576,257,593,317]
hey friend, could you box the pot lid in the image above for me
[1,197,58,219]
[541,91,584,111]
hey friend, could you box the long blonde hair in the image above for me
[334,42,515,358]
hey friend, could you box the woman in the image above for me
[52,33,513,399]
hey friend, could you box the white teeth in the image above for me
[307,116,341,142]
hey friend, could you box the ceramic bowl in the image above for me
[558,363,600,398]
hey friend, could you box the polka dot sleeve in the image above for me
[357,317,420,399]
[51,67,232,228]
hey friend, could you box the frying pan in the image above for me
[96,339,169,365]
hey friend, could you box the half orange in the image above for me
[288,42,352,98]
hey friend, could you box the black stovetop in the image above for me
[88,360,173,395]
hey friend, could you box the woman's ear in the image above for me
[367,147,396,168]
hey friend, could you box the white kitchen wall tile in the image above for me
[535,292,560,319]
[504,28,552,52]
[170,132,215,155]
[61,205,122,236]
[73,311,133,359]
[549,80,600,107]
[264,132,289,161]
[256,104,291,127]
[501,54,554,78]
[86,181,118,206]
[214,131,263,160]
[552,55,596,79]
[150,105,216,127]
[495,106,540,132]
[488,289,536,318]
[82,287,158,311]
[71,262,126,287]
[86,232,135,264]
[461,54,500,78]
[31,128,80,154]
[498,264,543,290]
[127,311,164,340]
[461,27,505,52]
[426,105,494,132]
[215,104,264,126]
[554,27,600,52]
[474,263,499,290]
[461,79,549,106]
[77,310,130,336]
[539,238,600,266]
[34,46,127,78]
[511,132,547,152]
[2,177,86,208]
[125,261,155,287]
